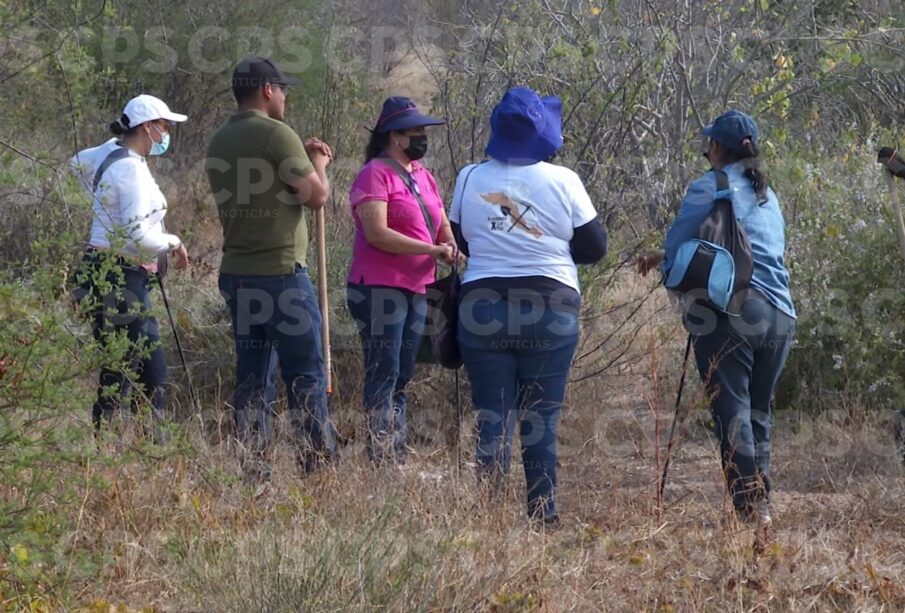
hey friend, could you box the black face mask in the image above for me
[403,134,428,161]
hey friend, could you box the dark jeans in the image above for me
[74,251,167,433]
[684,290,795,511]
[457,294,580,520]
[218,266,335,476]
[347,283,427,464]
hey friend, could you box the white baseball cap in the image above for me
[121,94,188,128]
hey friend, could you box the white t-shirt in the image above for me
[449,159,598,292]
[71,138,180,260]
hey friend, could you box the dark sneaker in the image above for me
[736,499,772,526]
[528,501,560,530]
[752,499,772,526]
[298,449,336,476]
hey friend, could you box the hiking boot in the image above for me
[297,448,336,476]
[736,499,772,526]
[240,449,272,485]
[529,513,561,533]
[528,499,560,530]
[752,499,772,526]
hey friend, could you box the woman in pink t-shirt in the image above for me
[347,97,457,465]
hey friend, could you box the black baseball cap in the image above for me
[231,54,301,89]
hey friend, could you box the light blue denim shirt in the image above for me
[661,161,796,318]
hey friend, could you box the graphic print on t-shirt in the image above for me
[480,191,544,238]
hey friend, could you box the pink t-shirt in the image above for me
[348,159,444,293]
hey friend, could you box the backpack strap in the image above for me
[713,169,732,202]
[448,161,485,273]
[91,145,172,274]
[714,169,752,222]
[379,157,436,240]
[92,145,131,193]
[454,161,485,205]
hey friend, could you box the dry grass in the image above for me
[20,275,898,613]
[62,403,905,612]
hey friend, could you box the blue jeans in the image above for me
[457,294,580,520]
[347,284,427,464]
[684,290,795,511]
[74,251,167,435]
[218,266,336,475]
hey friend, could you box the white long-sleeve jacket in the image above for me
[71,138,181,260]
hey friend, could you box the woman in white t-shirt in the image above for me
[450,86,607,524]
[71,94,189,439]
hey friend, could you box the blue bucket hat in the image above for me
[485,87,563,165]
[372,96,445,133]
[702,110,759,153]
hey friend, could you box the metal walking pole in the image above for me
[450,254,463,473]
[156,272,200,420]
[454,368,462,472]
[659,334,693,503]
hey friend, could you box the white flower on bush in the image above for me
[868,378,890,393]
[832,354,844,370]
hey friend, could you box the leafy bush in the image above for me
[2,0,905,607]
[776,134,905,409]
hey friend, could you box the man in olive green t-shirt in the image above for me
[206,55,335,480]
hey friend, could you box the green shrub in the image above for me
[776,133,905,409]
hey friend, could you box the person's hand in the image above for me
[430,243,455,264]
[440,240,466,266]
[171,243,189,271]
[637,248,664,277]
[878,146,905,179]
[305,137,333,167]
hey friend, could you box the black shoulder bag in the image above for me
[379,158,464,368]
[663,170,754,315]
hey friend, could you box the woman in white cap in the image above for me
[71,94,189,438]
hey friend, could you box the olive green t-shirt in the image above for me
[206,109,315,275]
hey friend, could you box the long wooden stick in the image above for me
[316,206,332,394]
[886,172,905,266]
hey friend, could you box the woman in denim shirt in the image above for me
[639,111,796,525]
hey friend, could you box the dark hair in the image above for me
[232,82,261,104]
[109,113,140,136]
[365,130,391,163]
[727,139,769,202]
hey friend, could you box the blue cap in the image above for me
[373,97,445,133]
[485,87,564,165]
[702,110,759,153]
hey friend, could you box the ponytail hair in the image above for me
[109,113,138,137]
[732,138,769,202]
[364,129,390,163]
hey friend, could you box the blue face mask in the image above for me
[149,124,170,156]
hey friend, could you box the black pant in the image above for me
[684,291,795,510]
[74,251,167,430]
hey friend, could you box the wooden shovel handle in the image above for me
[315,207,332,394]
[885,172,905,266]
